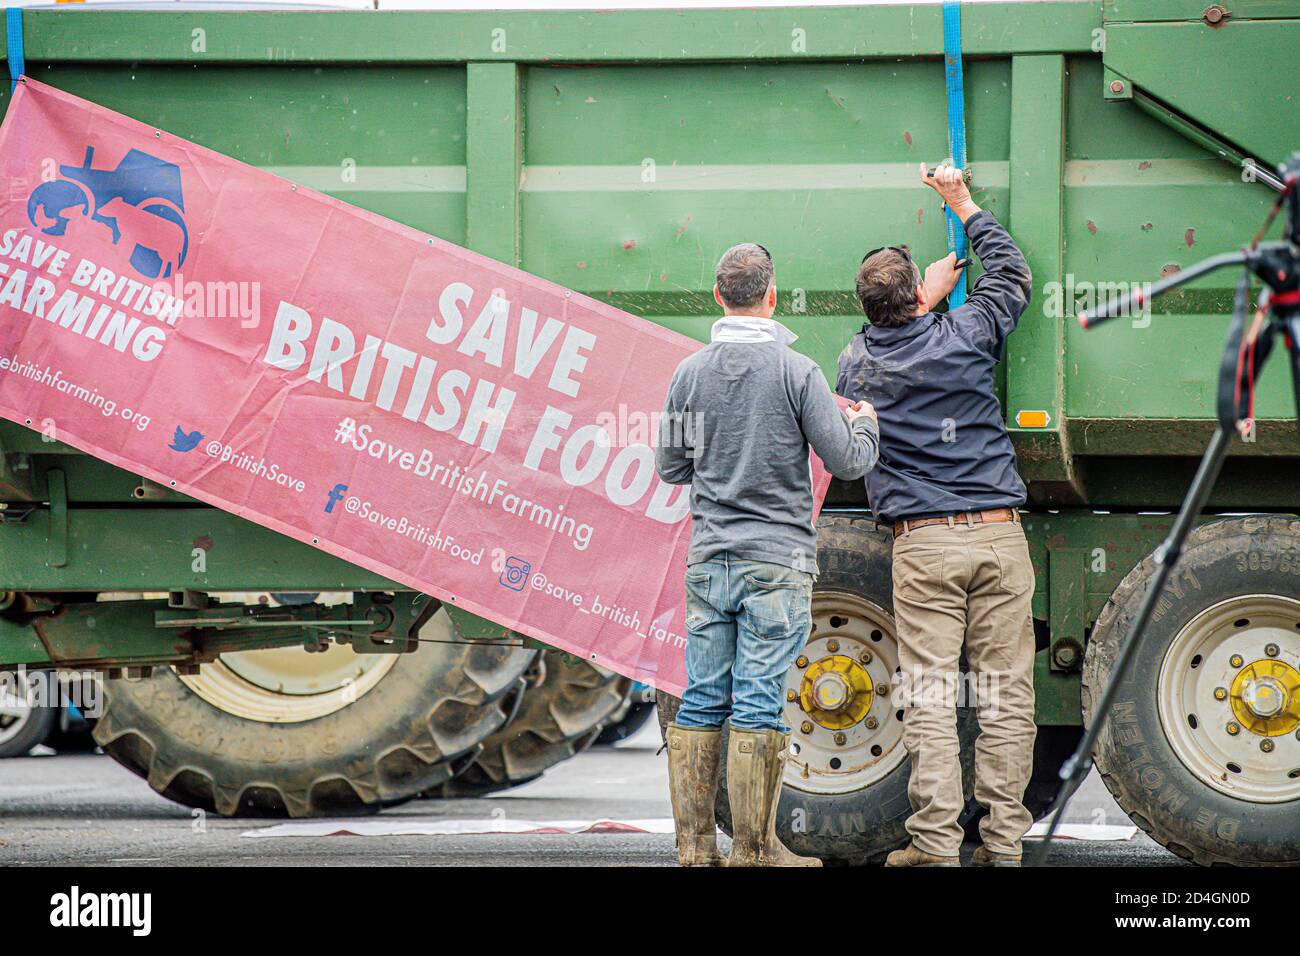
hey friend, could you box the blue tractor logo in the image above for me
[27,146,190,280]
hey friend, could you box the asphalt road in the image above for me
[0,722,1181,867]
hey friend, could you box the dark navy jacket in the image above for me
[835,211,1032,524]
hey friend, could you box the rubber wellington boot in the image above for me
[665,724,724,866]
[725,727,822,867]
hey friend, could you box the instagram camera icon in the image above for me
[499,556,532,592]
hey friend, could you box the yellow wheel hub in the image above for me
[799,655,873,730]
[1230,659,1300,737]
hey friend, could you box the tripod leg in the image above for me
[1286,316,1300,445]
[1031,423,1235,866]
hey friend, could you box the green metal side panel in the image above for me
[1103,0,1300,165]
[521,59,1012,378]
[1060,58,1291,428]
[1,5,1292,474]
[0,508,398,592]
[466,63,521,265]
[11,5,1100,63]
[1005,54,1070,484]
[13,64,468,244]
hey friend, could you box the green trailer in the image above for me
[0,1,1296,865]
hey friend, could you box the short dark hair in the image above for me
[715,243,774,310]
[856,249,920,328]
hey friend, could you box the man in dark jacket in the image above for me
[837,162,1037,867]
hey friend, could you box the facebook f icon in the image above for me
[324,483,348,513]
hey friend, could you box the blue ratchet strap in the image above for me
[6,8,24,94]
[942,0,968,308]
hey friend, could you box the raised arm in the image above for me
[920,162,1032,354]
[799,366,879,480]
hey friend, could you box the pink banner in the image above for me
[0,78,830,696]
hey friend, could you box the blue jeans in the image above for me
[675,553,814,732]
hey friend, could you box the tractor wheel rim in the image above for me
[179,644,396,724]
[1157,594,1300,804]
[784,589,907,795]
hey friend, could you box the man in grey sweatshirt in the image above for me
[655,242,879,867]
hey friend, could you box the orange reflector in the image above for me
[1016,410,1052,428]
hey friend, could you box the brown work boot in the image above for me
[666,724,724,867]
[725,727,822,867]
[971,845,1022,867]
[884,843,961,867]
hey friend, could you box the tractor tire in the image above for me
[437,649,626,796]
[1083,515,1300,866]
[93,605,535,817]
[659,514,978,866]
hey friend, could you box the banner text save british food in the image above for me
[0,78,830,695]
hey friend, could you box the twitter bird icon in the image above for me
[169,426,204,453]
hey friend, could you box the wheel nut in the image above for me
[865,716,879,730]
[1214,687,1228,701]
[876,682,889,696]
[1226,722,1240,736]
[859,650,873,664]
[1265,643,1280,658]
[796,655,808,668]
[1053,643,1080,668]
[800,721,814,734]
[786,690,797,702]
[827,639,840,653]
[1230,654,1244,668]
[833,732,846,746]
[1260,739,1274,753]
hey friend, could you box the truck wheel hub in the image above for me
[801,657,872,727]
[784,591,906,796]
[1240,677,1285,718]
[1232,662,1300,733]
[1157,594,1300,803]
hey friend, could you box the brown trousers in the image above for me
[891,520,1037,856]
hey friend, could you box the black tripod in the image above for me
[1031,151,1300,865]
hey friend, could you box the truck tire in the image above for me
[1083,515,1300,866]
[93,606,535,817]
[659,515,977,866]
[437,649,626,796]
